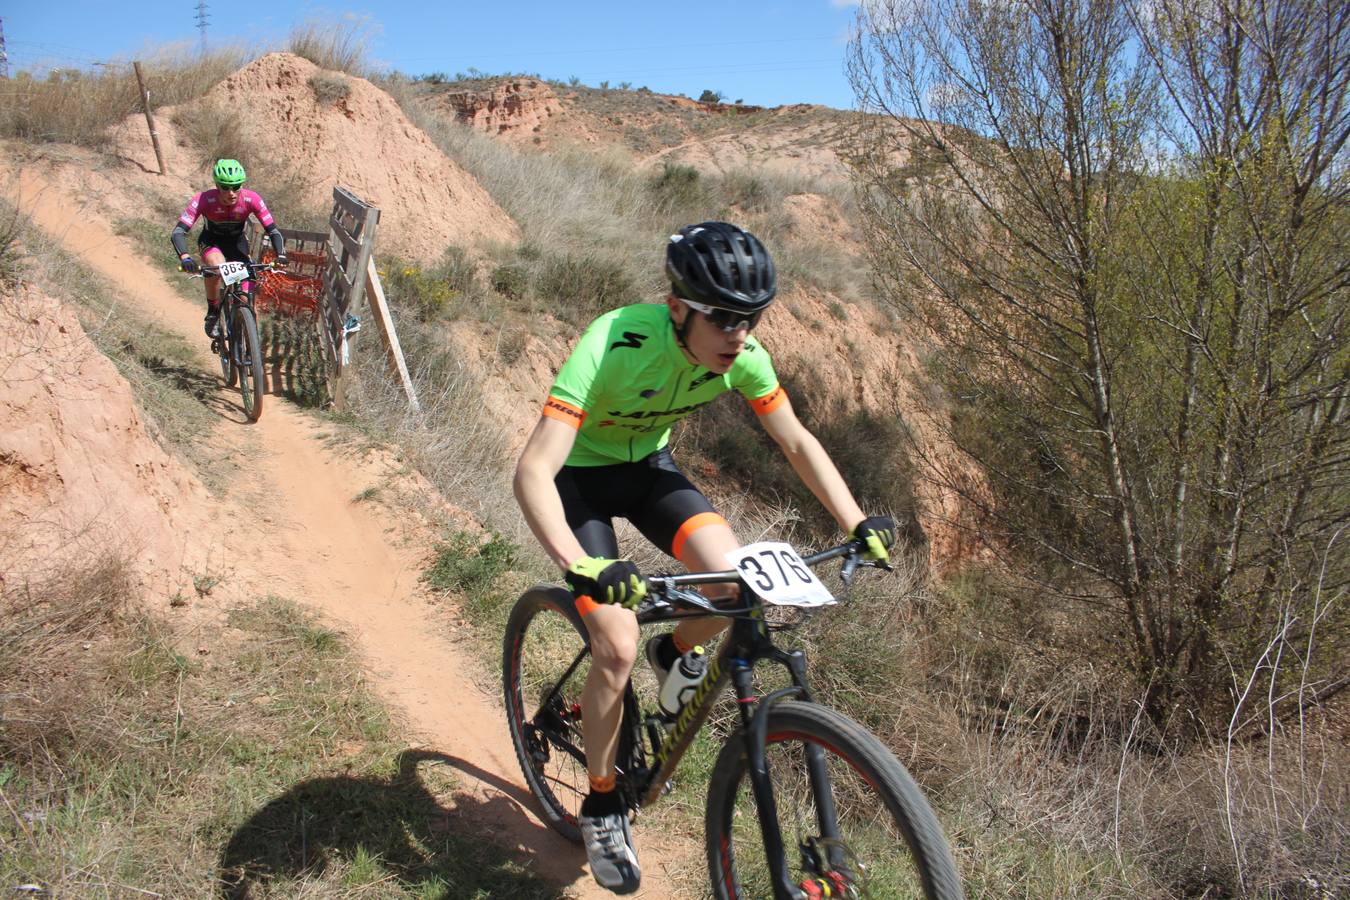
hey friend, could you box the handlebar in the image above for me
[640,538,890,616]
[185,262,283,279]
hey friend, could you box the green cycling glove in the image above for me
[565,556,647,609]
[851,515,897,563]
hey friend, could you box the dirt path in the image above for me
[12,167,688,899]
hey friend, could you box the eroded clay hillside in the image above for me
[415,77,872,182]
[106,53,519,263]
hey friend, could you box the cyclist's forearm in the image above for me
[514,466,586,570]
[170,223,191,258]
[264,225,285,257]
[779,432,866,534]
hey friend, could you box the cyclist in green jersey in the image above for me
[513,221,897,895]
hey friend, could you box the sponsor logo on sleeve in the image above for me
[609,331,649,351]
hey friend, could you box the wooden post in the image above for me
[132,61,166,176]
[364,256,421,413]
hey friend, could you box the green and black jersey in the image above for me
[543,303,787,467]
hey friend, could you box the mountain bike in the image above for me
[503,538,964,899]
[194,261,276,422]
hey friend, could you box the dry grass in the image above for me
[339,310,514,528]
[308,71,352,104]
[288,17,378,77]
[0,543,560,897]
[0,46,250,146]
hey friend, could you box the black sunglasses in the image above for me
[215,183,243,192]
[682,298,762,332]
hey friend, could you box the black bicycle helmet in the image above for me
[666,221,777,313]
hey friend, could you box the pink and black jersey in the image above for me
[171,187,285,262]
[177,188,276,239]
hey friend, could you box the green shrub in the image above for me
[0,203,25,290]
[721,171,776,213]
[422,531,520,622]
[379,260,459,320]
[650,162,717,219]
[438,244,478,296]
[535,252,639,325]
[490,263,529,301]
[307,71,351,103]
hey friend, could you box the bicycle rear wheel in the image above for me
[235,306,264,422]
[706,702,963,900]
[503,586,592,843]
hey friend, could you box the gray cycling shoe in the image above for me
[580,793,641,894]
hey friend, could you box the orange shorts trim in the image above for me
[575,594,601,617]
[671,512,730,563]
[542,396,586,429]
[748,386,787,416]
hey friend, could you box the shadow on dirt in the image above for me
[218,748,585,898]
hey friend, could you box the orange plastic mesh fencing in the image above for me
[256,249,324,318]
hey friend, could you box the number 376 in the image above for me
[736,548,812,592]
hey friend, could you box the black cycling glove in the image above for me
[565,556,647,609]
[275,254,289,268]
[850,515,897,563]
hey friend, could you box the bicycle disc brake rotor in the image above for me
[798,837,868,898]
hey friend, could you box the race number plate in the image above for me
[218,261,249,286]
[727,541,836,608]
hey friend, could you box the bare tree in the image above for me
[848,0,1348,734]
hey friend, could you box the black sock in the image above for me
[581,788,625,817]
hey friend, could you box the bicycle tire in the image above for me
[706,702,963,900]
[503,586,592,844]
[218,307,238,388]
[235,306,265,422]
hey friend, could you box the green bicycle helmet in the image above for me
[212,159,246,188]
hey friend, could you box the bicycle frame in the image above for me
[537,542,868,899]
[210,266,259,366]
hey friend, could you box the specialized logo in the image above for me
[609,331,649,351]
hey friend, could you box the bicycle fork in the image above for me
[735,652,848,900]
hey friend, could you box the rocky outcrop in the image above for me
[437,79,564,139]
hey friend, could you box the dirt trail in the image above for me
[13,167,687,899]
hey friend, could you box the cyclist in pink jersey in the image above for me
[170,159,288,337]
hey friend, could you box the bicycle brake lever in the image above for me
[839,554,860,586]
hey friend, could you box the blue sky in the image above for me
[2,1,863,109]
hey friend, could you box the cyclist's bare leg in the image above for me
[671,521,740,649]
[580,603,639,782]
[201,247,226,308]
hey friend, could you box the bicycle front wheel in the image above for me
[235,306,265,422]
[218,318,237,388]
[503,586,592,843]
[706,702,963,900]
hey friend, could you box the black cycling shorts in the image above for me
[198,230,251,264]
[556,448,724,563]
